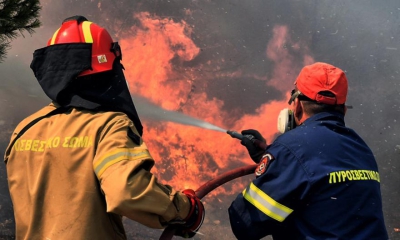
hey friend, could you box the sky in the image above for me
[0,0,399,239]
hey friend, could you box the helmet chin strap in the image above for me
[111,42,122,60]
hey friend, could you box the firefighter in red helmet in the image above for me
[4,16,204,239]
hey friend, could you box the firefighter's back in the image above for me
[5,103,127,240]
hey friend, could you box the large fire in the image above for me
[121,12,313,196]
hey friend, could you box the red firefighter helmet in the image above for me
[47,16,121,76]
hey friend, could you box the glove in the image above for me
[173,189,205,238]
[240,129,267,163]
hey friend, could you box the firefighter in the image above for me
[229,62,388,239]
[4,16,204,239]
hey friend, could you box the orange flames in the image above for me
[121,12,314,195]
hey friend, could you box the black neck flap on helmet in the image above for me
[30,17,143,136]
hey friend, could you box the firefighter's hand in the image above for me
[173,189,205,238]
[240,129,267,163]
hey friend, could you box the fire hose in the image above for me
[159,130,266,240]
[159,163,257,240]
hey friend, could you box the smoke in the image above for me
[1,0,400,239]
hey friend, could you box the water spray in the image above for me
[133,95,269,149]
[132,95,227,132]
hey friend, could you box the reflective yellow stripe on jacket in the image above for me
[243,182,293,222]
[94,147,151,178]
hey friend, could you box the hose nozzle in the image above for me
[227,130,243,140]
[227,130,267,150]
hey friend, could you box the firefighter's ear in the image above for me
[293,98,303,125]
[127,127,141,145]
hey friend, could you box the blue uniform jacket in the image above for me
[229,111,388,240]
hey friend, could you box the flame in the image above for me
[122,12,200,111]
[120,13,313,195]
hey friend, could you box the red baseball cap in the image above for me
[294,62,348,105]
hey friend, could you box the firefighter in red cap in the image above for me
[229,62,388,239]
[4,16,204,239]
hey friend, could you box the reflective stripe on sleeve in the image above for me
[243,182,293,222]
[94,148,151,177]
[81,21,93,43]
